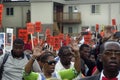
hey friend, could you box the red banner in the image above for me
[53,43,60,50]
[0,4,3,28]
[33,38,38,47]
[59,33,64,41]
[45,28,51,36]
[35,21,42,32]
[26,23,34,34]
[49,36,55,46]
[112,19,116,26]
[18,29,28,43]
[66,34,71,45]
[96,24,99,32]
[46,35,51,44]
[53,36,60,50]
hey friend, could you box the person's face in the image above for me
[89,54,95,63]
[13,44,24,57]
[101,42,120,72]
[81,47,90,59]
[59,49,73,65]
[43,56,56,74]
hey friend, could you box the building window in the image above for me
[73,6,78,12]
[91,26,95,32]
[81,27,89,31]
[6,7,14,16]
[91,5,100,14]
[68,27,72,33]
[26,10,31,22]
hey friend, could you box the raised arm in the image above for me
[25,47,43,74]
[70,40,81,74]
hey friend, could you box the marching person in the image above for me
[23,39,81,80]
[79,40,120,80]
[0,38,40,80]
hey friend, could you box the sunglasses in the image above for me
[46,60,57,65]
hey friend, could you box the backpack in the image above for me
[0,53,31,80]
[0,53,9,80]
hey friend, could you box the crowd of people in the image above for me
[0,25,120,80]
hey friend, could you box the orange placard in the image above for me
[53,36,60,50]
[49,36,55,46]
[0,12,2,27]
[26,23,34,34]
[33,38,38,47]
[53,43,60,50]
[59,33,64,41]
[112,19,116,26]
[18,29,28,43]
[35,21,42,32]
[54,36,60,44]
[0,4,3,11]
[66,34,71,45]
[45,28,51,36]
[46,35,51,44]
[96,24,99,32]
[0,4,3,28]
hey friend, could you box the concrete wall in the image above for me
[2,1,120,35]
[30,2,54,36]
[3,6,30,27]
[63,3,120,33]
[64,0,120,4]
[31,2,53,24]
[2,2,30,34]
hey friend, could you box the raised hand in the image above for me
[69,39,80,57]
[25,46,44,74]
[32,46,43,58]
[76,33,83,43]
[70,38,81,74]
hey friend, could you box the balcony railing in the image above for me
[54,12,81,24]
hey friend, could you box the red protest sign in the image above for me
[53,36,60,50]
[66,34,71,45]
[54,36,60,44]
[18,29,28,43]
[45,28,51,36]
[26,23,34,34]
[96,24,99,32]
[0,4,3,12]
[0,4,3,28]
[0,12,2,28]
[35,21,42,32]
[46,35,51,44]
[33,38,38,47]
[59,33,64,40]
[112,19,116,26]
[49,36,55,46]
[53,43,60,50]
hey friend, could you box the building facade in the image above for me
[2,0,120,37]
[2,1,30,35]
